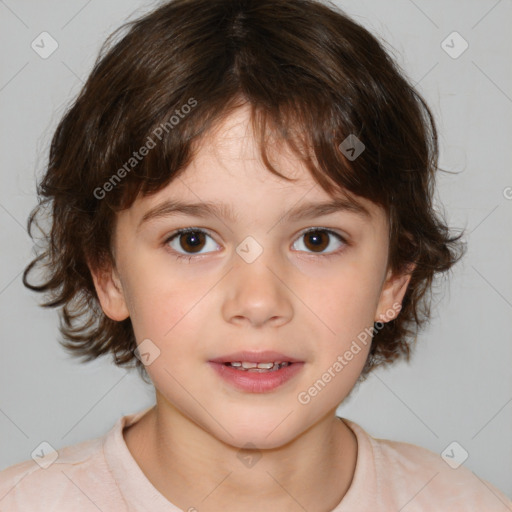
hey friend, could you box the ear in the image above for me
[375,263,415,323]
[89,263,130,321]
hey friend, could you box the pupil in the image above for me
[306,230,327,252]
[181,231,204,253]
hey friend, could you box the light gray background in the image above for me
[1,0,511,502]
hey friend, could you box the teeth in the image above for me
[226,361,291,371]
[256,362,274,369]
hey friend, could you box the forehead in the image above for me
[188,104,304,181]
[124,104,386,228]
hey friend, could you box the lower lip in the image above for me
[208,362,304,393]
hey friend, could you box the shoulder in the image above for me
[345,420,512,511]
[0,435,117,511]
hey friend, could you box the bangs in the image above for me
[108,92,367,214]
[82,0,428,217]
[24,0,463,380]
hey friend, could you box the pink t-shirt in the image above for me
[1,406,510,511]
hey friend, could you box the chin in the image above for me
[224,427,297,451]
[206,409,307,450]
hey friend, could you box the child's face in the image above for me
[94,105,411,448]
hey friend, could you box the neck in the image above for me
[124,399,358,512]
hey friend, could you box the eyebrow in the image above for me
[138,196,371,230]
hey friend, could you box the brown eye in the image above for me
[303,230,330,252]
[178,231,206,253]
[293,228,345,255]
[165,227,346,261]
[166,228,219,257]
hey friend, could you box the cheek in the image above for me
[120,259,193,342]
[131,287,195,343]
[298,257,384,397]
[120,242,220,338]
[313,258,384,333]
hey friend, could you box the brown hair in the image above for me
[23,0,465,383]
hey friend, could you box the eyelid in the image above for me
[163,227,221,260]
[164,226,348,241]
[293,227,348,257]
[297,226,347,240]
[163,226,349,258]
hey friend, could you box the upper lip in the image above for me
[209,350,303,364]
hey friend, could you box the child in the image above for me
[1,0,510,510]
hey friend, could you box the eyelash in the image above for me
[163,227,348,262]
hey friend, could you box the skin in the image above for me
[90,104,414,511]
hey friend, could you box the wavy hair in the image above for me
[24,0,465,383]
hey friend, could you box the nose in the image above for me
[221,248,294,328]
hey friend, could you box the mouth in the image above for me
[222,361,292,372]
[209,350,303,369]
[208,351,304,393]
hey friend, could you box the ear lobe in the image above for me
[375,264,416,323]
[89,264,130,321]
